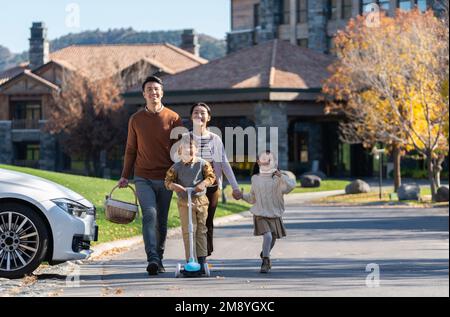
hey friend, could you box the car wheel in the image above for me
[0,203,49,279]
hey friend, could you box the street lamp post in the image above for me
[372,147,386,200]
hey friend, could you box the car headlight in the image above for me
[52,198,95,218]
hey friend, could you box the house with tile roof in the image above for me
[123,0,445,178]
[124,39,353,177]
[0,22,206,172]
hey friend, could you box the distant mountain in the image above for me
[0,28,226,72]
[0,45,28,72]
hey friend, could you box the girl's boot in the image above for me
[260,257,271,273]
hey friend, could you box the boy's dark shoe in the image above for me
[260,257,271,273]
[147,261,159,276]
[198,256,207,274]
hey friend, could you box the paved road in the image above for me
[2,195,448,297]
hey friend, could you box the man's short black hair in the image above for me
[142,76,163,91]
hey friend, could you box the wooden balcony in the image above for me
[11,120,41,130]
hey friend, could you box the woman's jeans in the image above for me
[134,176,173,264]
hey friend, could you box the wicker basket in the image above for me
[104,185,139,224]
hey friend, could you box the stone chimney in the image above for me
[29,22,49,70]
[181,29,200,57]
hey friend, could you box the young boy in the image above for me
[165,137,216,269]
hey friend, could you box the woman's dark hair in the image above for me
[142,76,163,91]
[190,103,212,117]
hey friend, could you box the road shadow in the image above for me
[74,257,448,284]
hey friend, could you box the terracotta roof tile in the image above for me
[0,63,29,85]
[49,43,207,80]
[153,40,334,92]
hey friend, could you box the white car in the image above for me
[0,168,98,279]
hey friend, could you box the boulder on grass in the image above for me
[398,184,421,201]
[436,186,449,202]
[345,180,371,194]
[300,175,321,188]
[301,171,327,180]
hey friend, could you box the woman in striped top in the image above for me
[188,103,242,257]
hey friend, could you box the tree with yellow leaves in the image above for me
[323,8,449,200]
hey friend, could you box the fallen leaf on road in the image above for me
[114,288,124,295]
[48,289,64,297]
[101,287,111,296]
[97,247,130,259]
[22,275,37,286]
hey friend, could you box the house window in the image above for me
[299,132,309,163]
[329,0,338,20]
[254,3,260,27]
[297,38,309,48]
[11,101,42,121]
[10,101,42,129]
[26,144,40,161]
[416,0,427,12]
[361,0,390,13]
[282,0,291,24]
[297,0,308,23]
[342,0,353,19]
[398,0,412,10]
[13,142,40,167]
[398,0,428,12]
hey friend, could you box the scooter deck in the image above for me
[181,270,205,278]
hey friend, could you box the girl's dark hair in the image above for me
[190,103,212,117]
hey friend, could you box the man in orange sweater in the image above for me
[118,76,183,276]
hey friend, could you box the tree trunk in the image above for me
[426,151,438,201]
[92,151,101,177]
[84,157,93,176]
[433,154,444,189]
[392,143,402,192]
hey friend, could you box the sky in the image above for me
[0,0,231,53]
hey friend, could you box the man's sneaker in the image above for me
[158,261,166,273]
[146,262,159,276]
[260,257,271,274]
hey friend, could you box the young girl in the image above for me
[242,151,296,273]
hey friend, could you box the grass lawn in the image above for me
[0,165,352,244]
[311,186,448,207]
[0,164,251,245]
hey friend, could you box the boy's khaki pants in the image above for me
[177,195,209,261]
